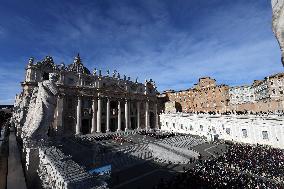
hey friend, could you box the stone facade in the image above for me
[253,80,270,101]
[15,54,159,137]
[164,89,194,113]
[229,85,255,105]
[267,73,284,100]
[160,113,284,149]
[193,77,229,113]
[11,54,160,189]
[164,101,178,113]
[161,73,284,114]
[38,146,107,189]
[161,77,229,114]
[251,73,284,114]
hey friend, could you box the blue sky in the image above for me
[0,0,283,104]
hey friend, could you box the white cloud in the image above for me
[0,0,282,102]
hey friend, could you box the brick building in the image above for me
[252,73,284,114]
[160,73,284,114]
[161,77,230,114]
[192,77,229,113]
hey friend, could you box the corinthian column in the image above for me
[106,98,110,132]
[117,100,121,131]
[125,99,129,130]
[56,94,64,134]
[145,100,149,130]
[91,98,97,133]
[155,103,159,129]
[76,96,82,135]
[137,101,140,129]
[96,96,101,133]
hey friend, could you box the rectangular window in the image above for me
[180,124,183,130]
[212,127,216,134]
[200,125,203,131]
[242,129,248,138]
[262,131,269,140]
[188,125,192,131]
[173,123,175,128]
[226,128,230,135]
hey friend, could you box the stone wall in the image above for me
[160,113,284,149]
[38,146,108,189]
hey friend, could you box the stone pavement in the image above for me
[7,131,27,189]
[111,142,228,189]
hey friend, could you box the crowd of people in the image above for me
[222,143,284,181]
[78,132,137,146]
[155,143,284,189]
[112,136,134,144]
[174,110,284,116]
[138,130,181,139]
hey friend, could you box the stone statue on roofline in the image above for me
[28,57,34,66]
[113,70,117,78]
[60,63,65,70]
[93,68,97,75]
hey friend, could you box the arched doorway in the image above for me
[150,112,155,129]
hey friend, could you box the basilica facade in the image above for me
[19,54,159,136]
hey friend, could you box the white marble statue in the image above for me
[22,73,59,140]
[271,0,284,66]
